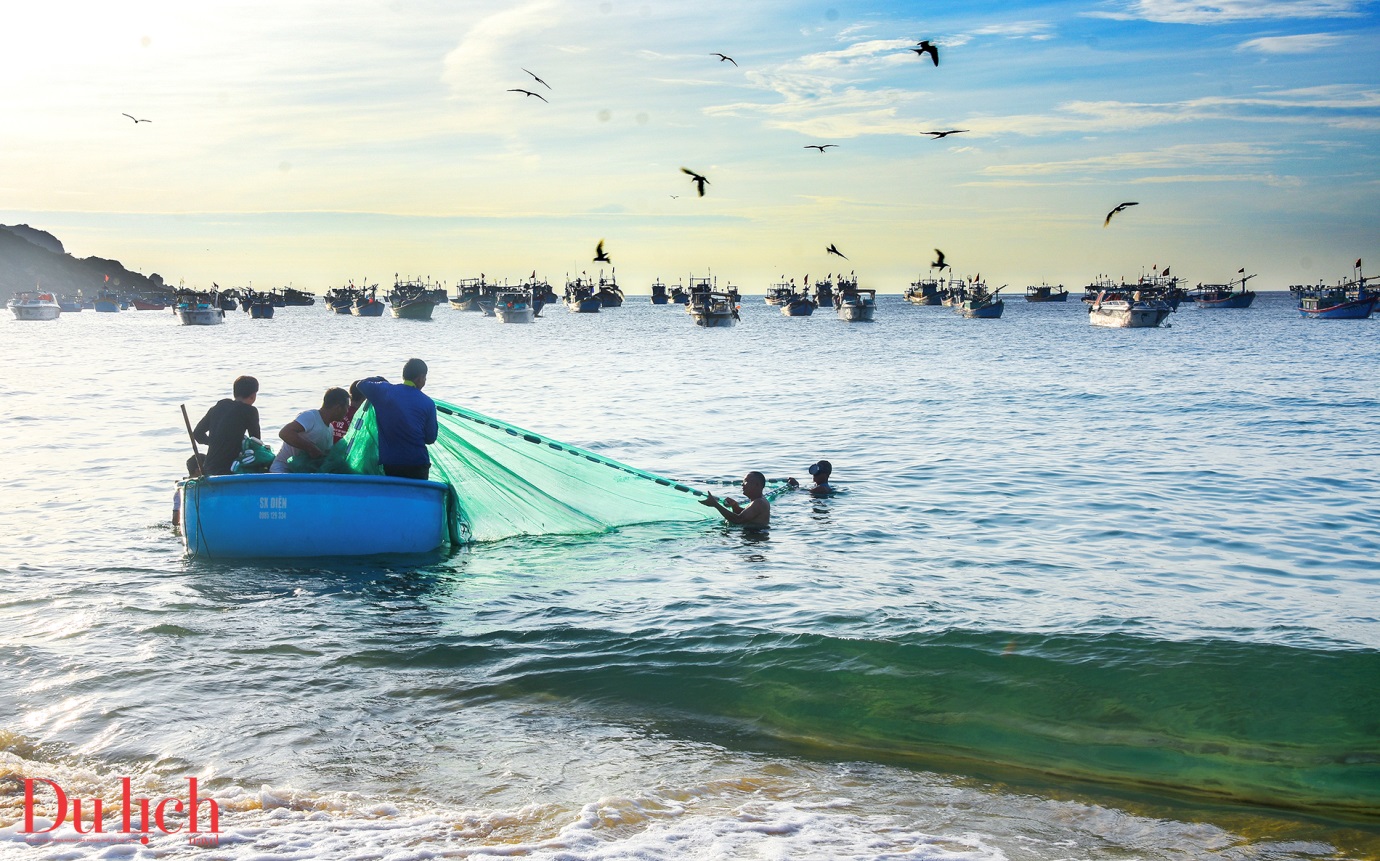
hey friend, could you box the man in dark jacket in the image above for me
[192,376,261,475]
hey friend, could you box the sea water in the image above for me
[1,293,1378,859]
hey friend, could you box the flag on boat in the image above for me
[1357,258,1363,269]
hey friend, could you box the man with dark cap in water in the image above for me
[357,359,438,480]
[787,459,834,496]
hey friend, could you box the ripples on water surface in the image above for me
[2,293,1378,859]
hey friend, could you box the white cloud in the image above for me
[1086,0,1370,23]
[1238,33,1348,52]
[985,143,1285,176]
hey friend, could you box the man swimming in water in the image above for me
[787,459,834,496]
[699,471,771,526]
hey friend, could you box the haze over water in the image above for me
[2,294,1379,859]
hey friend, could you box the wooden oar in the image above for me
[180,404,204,477]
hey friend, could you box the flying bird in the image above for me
[681,167,709,197]
[924,129,968,139]
[826,244,847,260]
[932,249,948,270]
[1103,201,1139,227]
[711,53,738,66]
[594,239,611,263]
[669,194,680,199]
[507,88,549,102]
[121,113,151,123]
[804,144,838,152]
[522,68,551,89]
[911,40,939,66]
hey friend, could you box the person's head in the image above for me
[348,379,364,406]
[321,387,350,422]
[742,471,766,498]
[808,459,832,484]
[232,375,259,404]
[403,358,428,389]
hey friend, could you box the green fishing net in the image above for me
[321,399,764,543]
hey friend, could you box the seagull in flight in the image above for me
[826,244,848,260]
[681,167,709,197]
[711,53,738,66]
[804,144,838,152]
[669,194,680,199]
[1103,201,1139,227]
[911,40,939,66]
[522,68,551,89]
[508,88,549,103]
[924,129,967,139]
[594,239,611,263]
[932,248,948,271]
[121,113,151,123]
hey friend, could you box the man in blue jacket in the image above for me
[357,358,438,479]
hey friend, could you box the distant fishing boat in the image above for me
[215,290,239,312]
[650,280,669,304]
[174,290,226,326]
[1085,277,1173,328]
[833,274,875,322]
[669,283,689,305]
[1193,273,1257,309]
[352,289,386,317]
[1291,264,1377,319]
[388,278,438,320]
[1024,283,1069,302]
[905,274,945,305]
[956,282,1005,319]
[242,289,276,319]
[179,473,452,559]
[564,276,602,313]
[324,285,361,314]
[594,272,623,307]
[765,282,794,306]
[281,287,316,306]
[520,276,551,316]
[58,297,82,313]
[688,278,738,327]
[450,277,487,311]
[495,287,536,323]
[9,291,62,320]
[813,276,835,308]
[93,292,120,313]
[782,292,817,316]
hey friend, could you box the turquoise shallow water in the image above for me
[2,293,1379,859]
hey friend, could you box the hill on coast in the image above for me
[0,224,167,297]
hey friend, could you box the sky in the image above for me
[1,0,1377,293]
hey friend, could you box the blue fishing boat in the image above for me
[956,282,1005,318]
[1194,273,1256,309]
[781,292,816,316]
[669,283,689,305]
[564,276,602,312]
[179,473,454,558]
[58,297,83,313]
[93,292,120,313]
[352,290,386,316]
[1292,265,1376,319]
[650,280,669,304]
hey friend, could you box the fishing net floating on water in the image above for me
[323,399,731,543]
